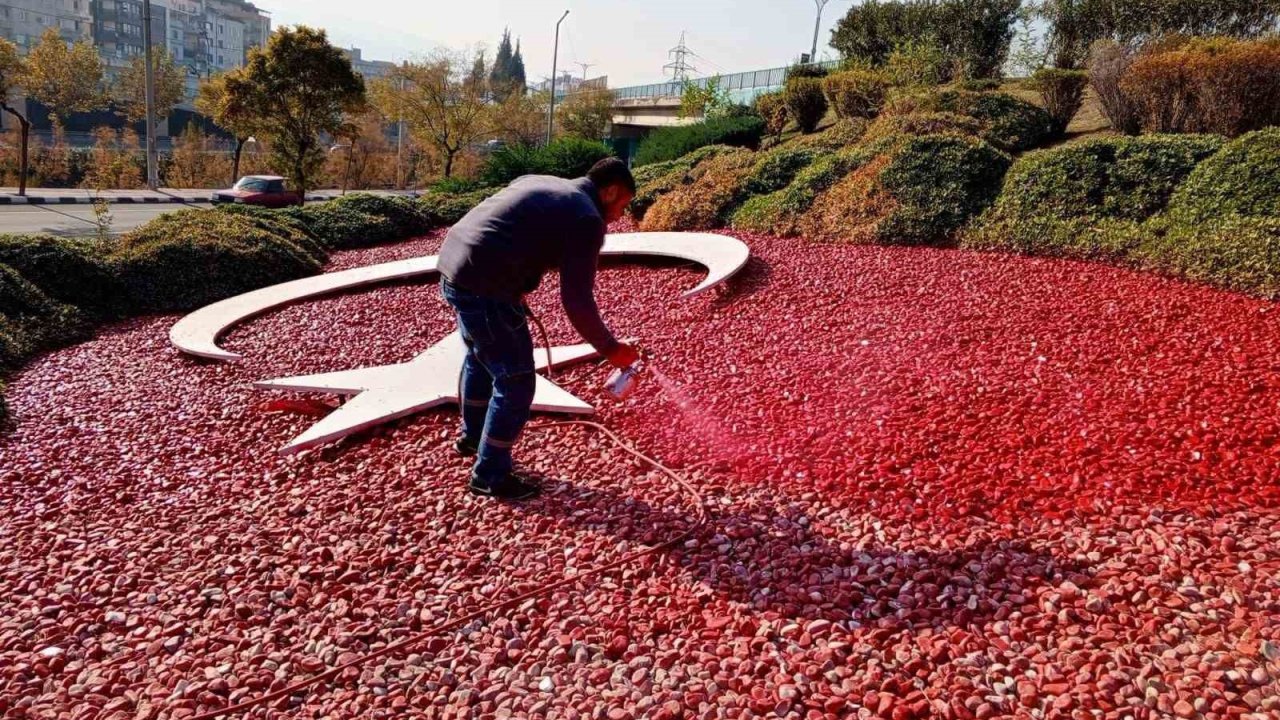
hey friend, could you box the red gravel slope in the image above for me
[2,223,1279,719]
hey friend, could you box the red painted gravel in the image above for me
[2,221,1280,719]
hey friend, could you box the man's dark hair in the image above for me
[587,157,636,195]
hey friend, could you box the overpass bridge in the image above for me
[603,59,841,160]
[607,59,842,130]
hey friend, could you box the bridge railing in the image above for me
[611,59,844,103]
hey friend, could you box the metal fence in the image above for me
[611,59,843,103]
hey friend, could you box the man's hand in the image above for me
[605,342,641,369]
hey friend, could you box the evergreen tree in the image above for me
[511,40,527,96]
[490,29,515,101]
[469,50,488,96]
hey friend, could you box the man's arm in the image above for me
[559,216,621,356]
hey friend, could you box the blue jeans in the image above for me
[440,278,536,483]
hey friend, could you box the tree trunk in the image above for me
[443,150,455,179]
[2,105,30,196]
[232,137,245,185]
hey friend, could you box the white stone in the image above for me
[255,332,603,454]
[170,232,750,362]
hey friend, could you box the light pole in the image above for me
[810,0,841,65]
[546,9,569,146]
[142,0,159,189]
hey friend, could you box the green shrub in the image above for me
[743,146,819,195]
[790,118,869,151]
[962,135,1224,259]
[754,91,789,138]
[927,90,1054,153]
[112,209,323,313]
[325,193,434,239]
[865,111,985,142]
[1031,68,1090,135]
[885,40,948,87]
[957,78,1002,92]
[479,138,613,187]
[787,63,831,79]
[0,262,92,370]
[784,77,828,134]
[211,204,328,261]
[0,235,125,317]
[629,145,742,220]
[892,89,1054,152]
[430,176,482,194]
[1167,128,1280,225]
[640,150,756,231]
[633,116,765,167]
[419,187,502,227]
[281,202,399,249]
[730,144,882,235]
[801,134,1010,246]
[1138,215,1280,299]
[824,70,890,120]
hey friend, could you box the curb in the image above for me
[0,194,347,205]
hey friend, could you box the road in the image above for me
[0,202,209,236]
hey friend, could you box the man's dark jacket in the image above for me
[438,175,619,354]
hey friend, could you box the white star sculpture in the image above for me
[254,332,599,454]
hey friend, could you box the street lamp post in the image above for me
[810,0,844,64]
[142,0,159,189]
[546,10,569,146]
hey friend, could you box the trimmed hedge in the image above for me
[0,235,126,317]
[1031,68,1089,136]
[0,262,92,370]
[480,138,614,187]
[730,144,883,236]
[963,135,1227,258]
[1166,128,1280,225]
[891,90,1055,153]
[743,146,820,196]
[112,209,323,313]
[633,116,765,167]
[420,187,502,227]
[323,193,434,241]
[864,112,986,143]
[784,77,828,134]
[1138,215,1280,299]
[823,70,889,120]
[629,145,741,221]
[754,91,789,138]
[799,134,1011,246]
[640,150,757,232]
[790,118,869,151]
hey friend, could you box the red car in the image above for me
[211,175,302,208]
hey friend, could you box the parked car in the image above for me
[211,176,302,207]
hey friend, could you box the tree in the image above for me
[559,87,613,139]
[831,0,1021,79]
[23,28,105,123]
[511,40,527,94]
[679,77,732,119]
[226,26,366,198]
[1039,0,1280,68]
[114,49,186,127]
[0,39,32,195]
[492,91,549,146]
[370,50,489,178]
[196,72,259,184]
[488,30,527,101]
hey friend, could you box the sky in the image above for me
[254,0,851,88]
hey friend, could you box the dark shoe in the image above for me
[454,435,479,457]
[469,473,541,500]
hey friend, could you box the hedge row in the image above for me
[633,116,766,167]
[964,128,1280,299]
[0,189,493,426]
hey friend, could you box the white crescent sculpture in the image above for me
[170,232,750,362]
